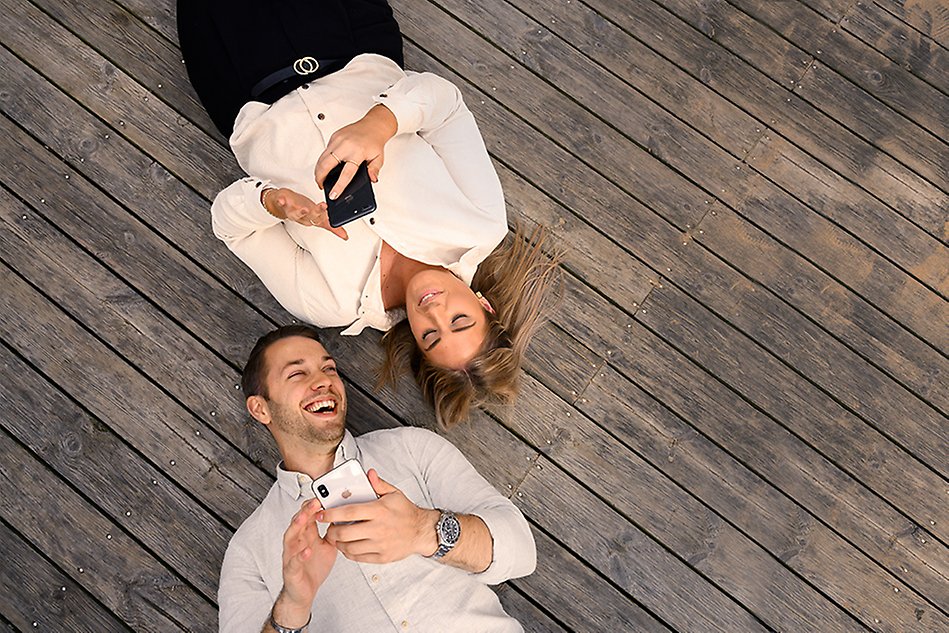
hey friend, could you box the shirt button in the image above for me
[401,621,408,630]
[369,217,375,225]
[302,83,309,90]
[317,112,325,120]
[371,574,379,583]
[380,93,388,98]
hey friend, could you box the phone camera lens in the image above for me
[317,484,329,498]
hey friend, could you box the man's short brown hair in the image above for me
[241,324,323,399]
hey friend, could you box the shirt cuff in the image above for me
[243,177,277,220]
[372,93,421,136]
[468,507,535,585]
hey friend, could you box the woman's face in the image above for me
[405,269,489,369]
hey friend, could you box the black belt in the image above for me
[250,56,348,100]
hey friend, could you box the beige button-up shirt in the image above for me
[218,428,536,632]
[211,54,507,335]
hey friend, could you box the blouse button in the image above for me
[301,83,309,90]
[371,574,379,583]
[317,112,325,120]
[379,93,388,98]
[369,217,376,225]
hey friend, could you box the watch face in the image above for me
[440,513,461,545]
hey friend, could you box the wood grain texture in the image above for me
[500,378,870,630]
[0,426,215,632]
[576,366,949,627]
[728,0,948,139]
[495,585,570,633]
[516,462,770,632]
[605,321,949,603]
[636,282,947,536]
[510,529,673,632]
[0,519,130,632]
[876,0,949,49]
[607,0,948,238]
[29,0,219,138]
[841,0,949,93]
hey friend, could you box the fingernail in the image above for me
[329,191,339,200]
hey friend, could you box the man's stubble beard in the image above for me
[267,399,347,445]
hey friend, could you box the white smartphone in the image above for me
[311,459,378,511]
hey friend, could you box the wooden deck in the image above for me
[1,0,947,630]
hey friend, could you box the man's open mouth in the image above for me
[304,398,337,415]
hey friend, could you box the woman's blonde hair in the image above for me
[378,226,561,428]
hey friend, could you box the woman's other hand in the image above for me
[262,187,348,240]
[314,104,398,199]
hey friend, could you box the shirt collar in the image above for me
[275,430,360,500]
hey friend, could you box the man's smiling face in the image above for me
[251,336,347,446]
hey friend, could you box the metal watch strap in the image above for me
[429,510,460,559]
[270,612,311,633]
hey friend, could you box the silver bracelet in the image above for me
[269,611,311,633]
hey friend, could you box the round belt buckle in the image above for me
[293,56,319,75]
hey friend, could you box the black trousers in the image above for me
[177,0,404,136]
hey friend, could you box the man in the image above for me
[219,324,536,632]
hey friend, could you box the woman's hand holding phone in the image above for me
[261,187,348,240]
[314,104,398,199]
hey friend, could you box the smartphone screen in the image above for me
[311,459,378,511]
[324,161,377,228]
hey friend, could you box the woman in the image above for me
[179,0,559,427]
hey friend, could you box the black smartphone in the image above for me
[324,160,377,228]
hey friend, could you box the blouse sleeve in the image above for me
[210,177,347,327]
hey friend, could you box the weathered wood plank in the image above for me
[594,0,948,239]
[637,282,948,536]
[694,204,948,413]
[0,283,233,600]
[841,0,949,93]
[113,0,177,43]
[0,519,130,632]
[876,0,949,49]
[603,320,949,597]
[0,425,215,631]
[30,0,219,138]
[510,528,672,632]
[495,585,570,633]
[0,0,235,200]
[728,0,948,139]
[575,366,949,625]
[499,379,875,630]
[515,461,770,632]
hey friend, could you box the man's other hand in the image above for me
[273,499,338,627]
[320,469,439,564]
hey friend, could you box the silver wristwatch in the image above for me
[270,612,310,633]
[429,510,461,559]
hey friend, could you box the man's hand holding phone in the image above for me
[320,469,439,565]
[261,187,349,240]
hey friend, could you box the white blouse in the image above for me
[211,54,507,335]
